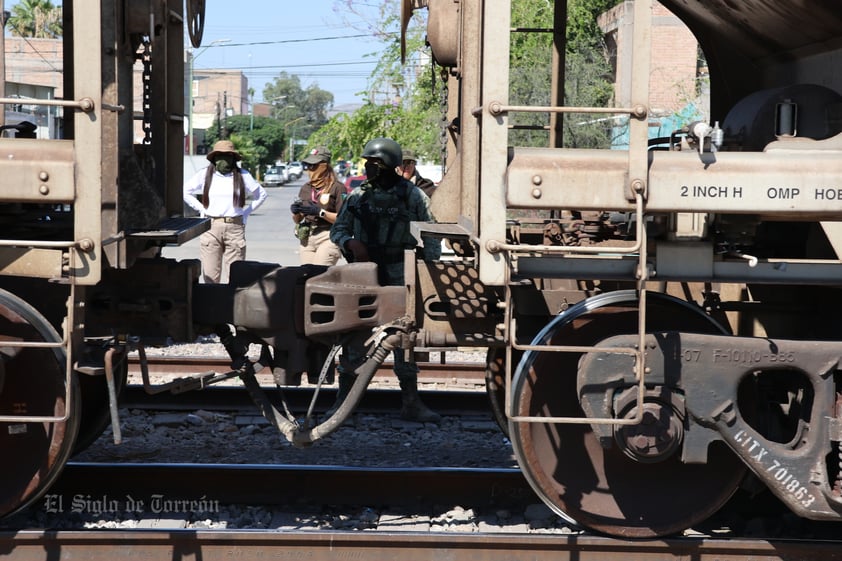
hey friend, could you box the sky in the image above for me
[6,0,393,108]
[191,0,390,107]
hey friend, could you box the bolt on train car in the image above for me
[2,0,842,539]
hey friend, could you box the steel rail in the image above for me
[119,385,493,416]
[1,530,837,561]
[48,463,531,510]
[127,355,487,386]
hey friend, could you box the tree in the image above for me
[317,0,620,157]
[8,0,62,38]
[507,0,619,149]
[262,72,333,138]
[321,0,442,163]
[205,115,287,172]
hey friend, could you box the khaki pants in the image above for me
[299,228,341,266]
[200,219,246,283]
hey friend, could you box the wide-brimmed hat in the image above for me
[302,146,331,165]
[207,140,242,162]
[402,149,418,163]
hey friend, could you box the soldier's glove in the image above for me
[290,201,303,214]
[299,202,321,216]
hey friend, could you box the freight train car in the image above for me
[3,0,842,540]
[400,0,842,538]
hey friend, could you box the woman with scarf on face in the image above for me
[290,146,345,265]
[183,140,268,283]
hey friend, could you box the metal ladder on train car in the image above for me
[0,240,80,425]
[485,0,656,428]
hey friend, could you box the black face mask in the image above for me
[214,155,236,174]
[364,160,385,181]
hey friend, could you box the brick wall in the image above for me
[599,1,701,116]
[3,37,248,143]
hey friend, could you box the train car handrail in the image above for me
[0,96,99,113]
[0,240,79,249]
[488,102,648,120]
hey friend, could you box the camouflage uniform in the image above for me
[331,177,440,283]
[329,177,442,422]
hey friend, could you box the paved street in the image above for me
[162,175,306,268]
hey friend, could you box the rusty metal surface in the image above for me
[510,292,741,538]
[304,262,406,338]
[0,139,75,202]
[661,0,842,61]
[1,531,840,561]
[0,248,65,279]
[582,331,842,520]
[0,291,79,519]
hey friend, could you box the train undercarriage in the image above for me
[3,0,842,541]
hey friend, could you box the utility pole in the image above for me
[215,96,221,140]
[186,38,230,155]
[222,90,228,139]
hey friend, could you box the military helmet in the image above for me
[362,137,402,169]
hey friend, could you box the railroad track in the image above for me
[128,355,487,386]
[8,462,842,560]
[35,356,838,559]
[47,463,533,513]
[120,385,493,417]
[125,355,493,415]
[2,529,838,560]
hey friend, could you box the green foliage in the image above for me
[507,0,617,148]
[206,115,263,169]
[8,0,62,38]
[313,1,443,163]
[262,72,332,137]
[309,100,440,163]
[227,133,260,174]
[316,0,621,157]
[568,0,621,51]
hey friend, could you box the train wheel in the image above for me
[485,348,509,436]
[509,290,746,537]
[0,289,80,518]
[485,347,525,438]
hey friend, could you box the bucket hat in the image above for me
[206,139,242,162]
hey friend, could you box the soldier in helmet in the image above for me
[329,137,442,423]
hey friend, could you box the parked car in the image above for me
[344,174,366,194]
[277,164,290,184]
[262,165,286,187]
[287,161,303,179]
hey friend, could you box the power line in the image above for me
[199,33,396,49]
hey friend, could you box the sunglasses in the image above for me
[402,160,416,166]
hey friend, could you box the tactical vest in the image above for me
[352,182,412,264]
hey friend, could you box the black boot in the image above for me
[397,374,442,423]
[324,371,356,418]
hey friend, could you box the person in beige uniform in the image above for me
[183,140,267,283]
[290,146,346,265]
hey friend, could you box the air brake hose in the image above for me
[238,332,400,447]
[290,332,400,447]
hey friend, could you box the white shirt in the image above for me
[183,166,268,223]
